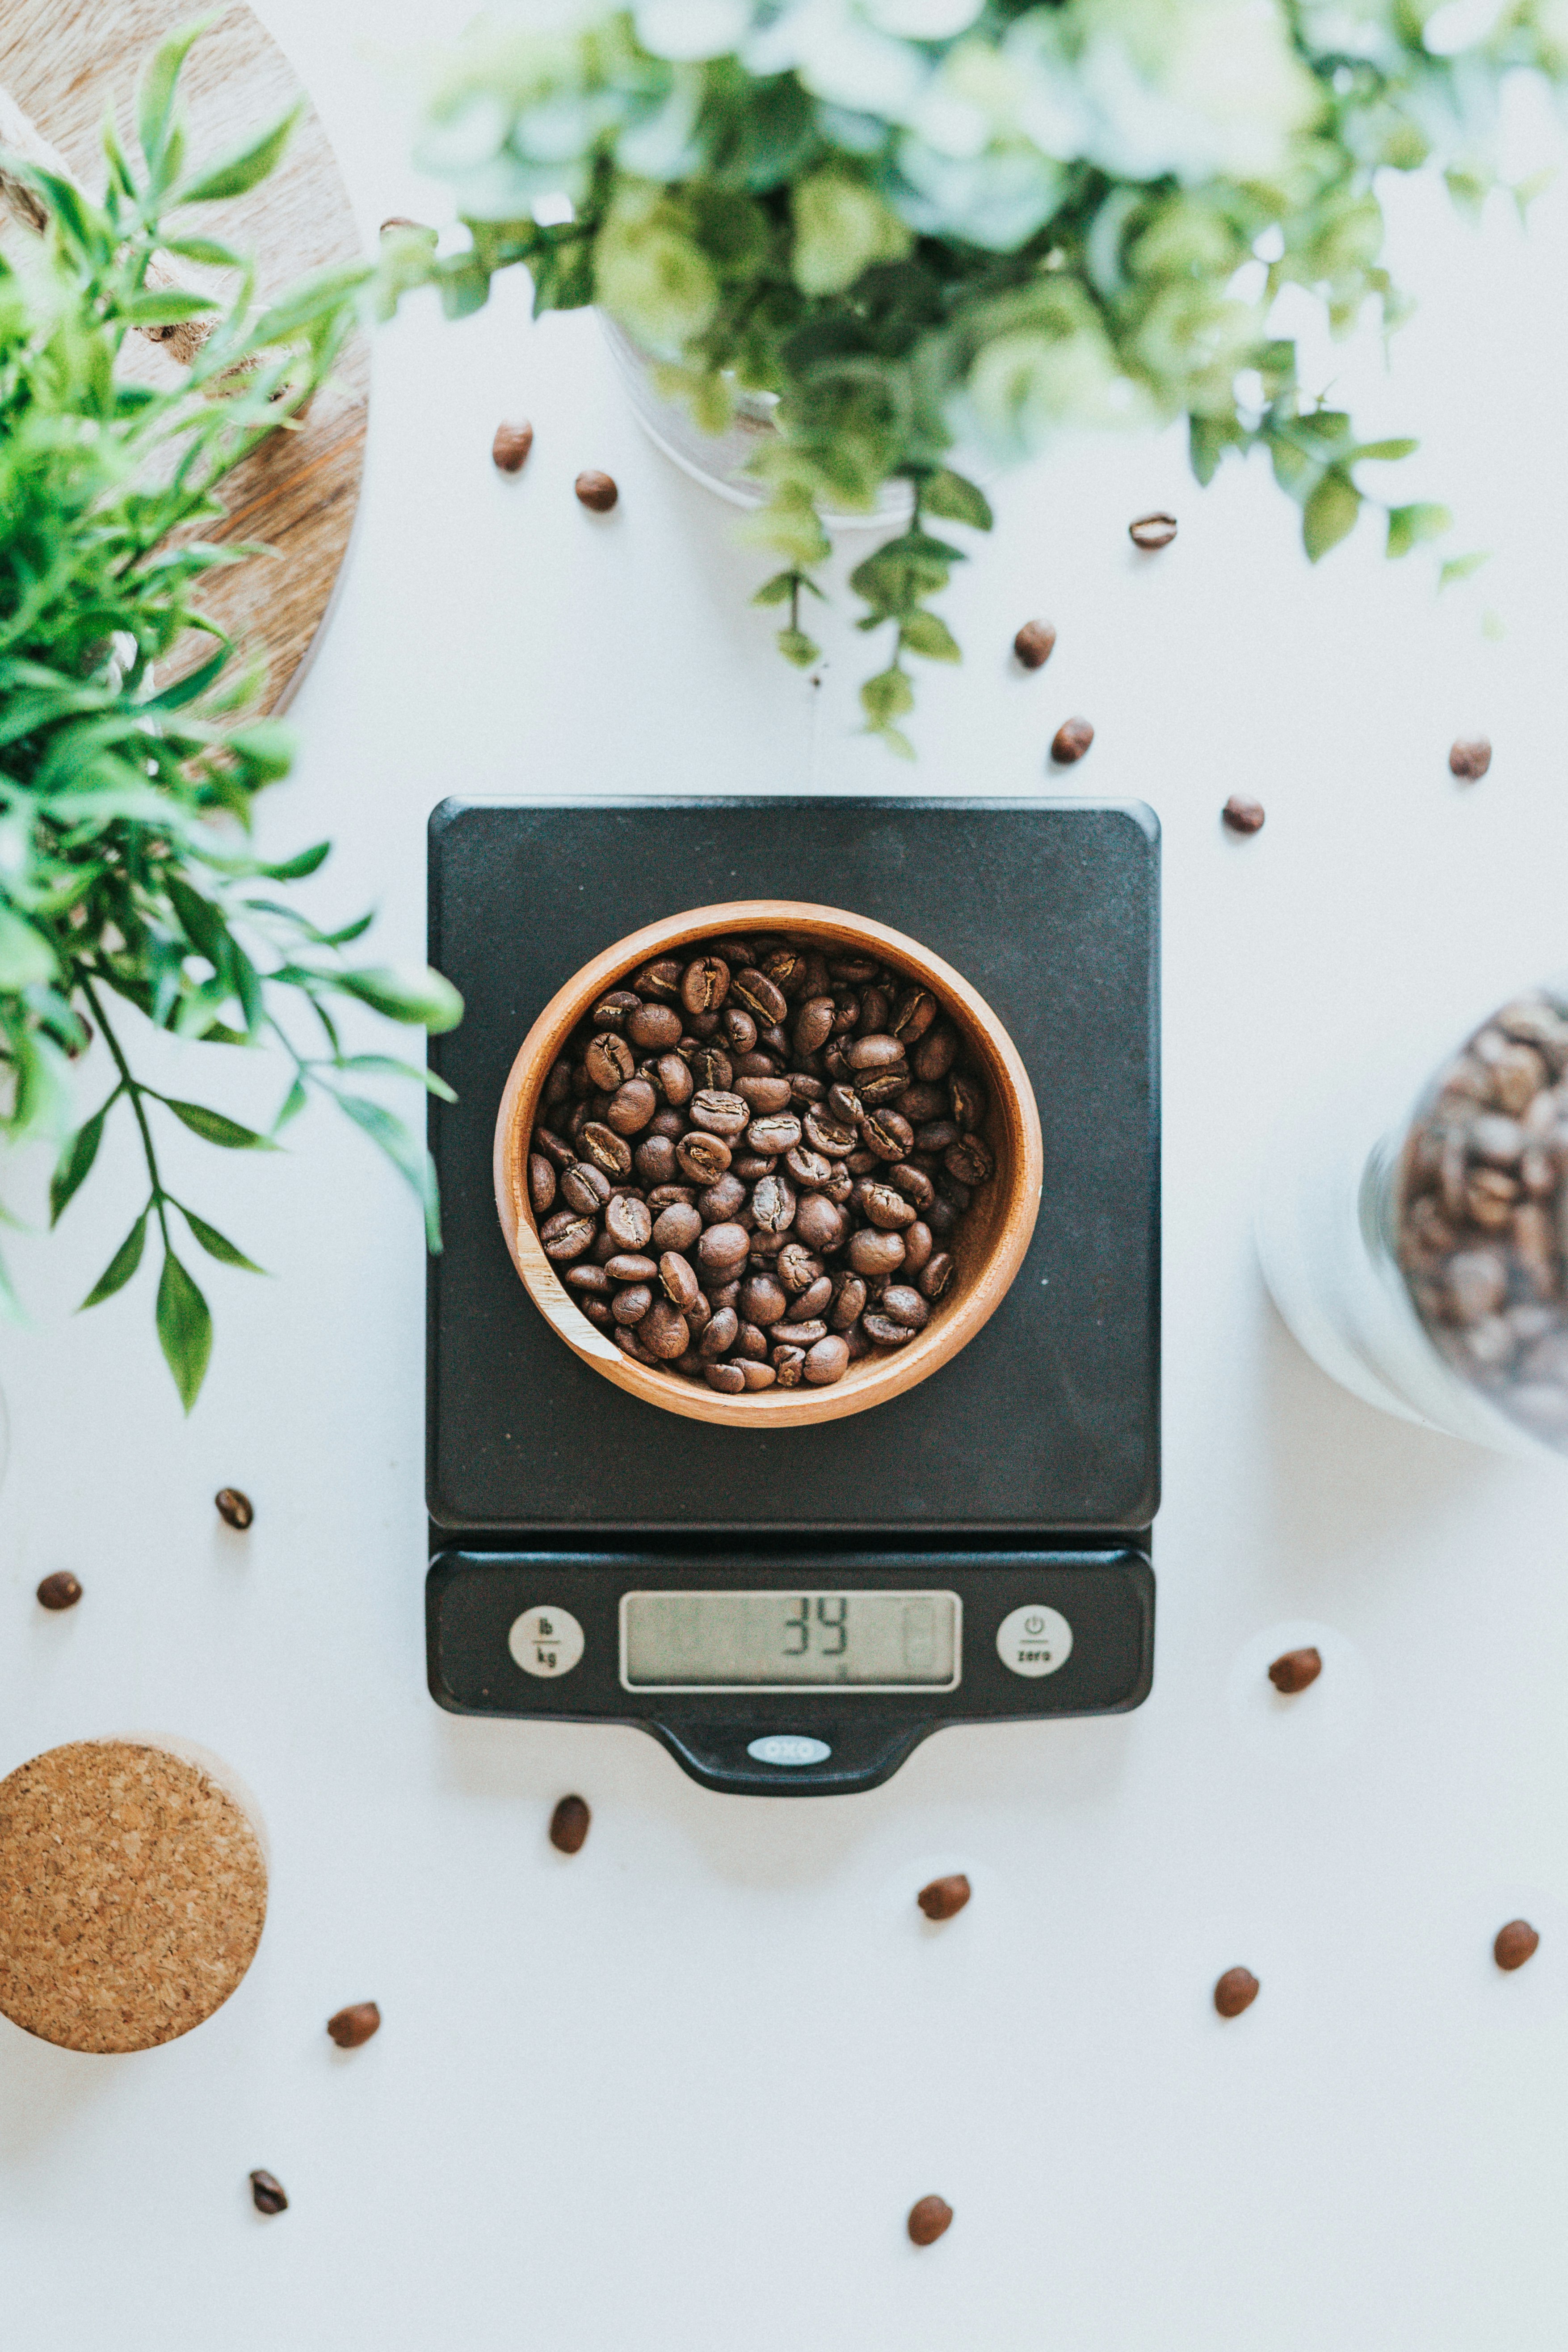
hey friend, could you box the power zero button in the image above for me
[996,1604,1073,1678]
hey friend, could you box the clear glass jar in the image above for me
[598,315,912,526]
[1256,985,1568,1462]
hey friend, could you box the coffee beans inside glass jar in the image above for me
[1397,990,1568,1448]
[527,936,996,1394]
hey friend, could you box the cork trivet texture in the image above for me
[0,1740,267,2053]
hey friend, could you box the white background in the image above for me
[4,6,1568,2347]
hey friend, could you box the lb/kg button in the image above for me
[996,1603,1073,1678]
[509,1604,585,1678]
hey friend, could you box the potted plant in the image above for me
[385,0,1566,753]
[0,28,460,1407]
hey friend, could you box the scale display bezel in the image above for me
[618,1588,963,1694]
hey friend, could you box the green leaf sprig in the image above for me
[0,23,462,1406]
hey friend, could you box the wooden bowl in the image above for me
[493,903,1043,1427]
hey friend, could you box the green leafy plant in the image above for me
[0,23,461,1408]
[386,0,1568,751]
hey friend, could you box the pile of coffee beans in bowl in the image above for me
[527,935,996,1394]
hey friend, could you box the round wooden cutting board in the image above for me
[0,0,368,712]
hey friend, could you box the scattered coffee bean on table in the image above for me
[35,1571,81,1611]
[249,2170,288,2215]
[907,2194,954,2246]
[529,933,996,1397]
[1222,795,1265,835]
[917,1873,971,1921]
[575,470,618,512]
[1013,619,1056,669]
[550,1794,592,1853]
[215,1488,253,1530]
[1268,1646,1321,1694]
[1449,737,1492,780]
[1214,1966,1260,2018]
[327,2001,382,2048]
[1051,717,1094,764]
[492,420,534,474]
[1395,991,1568,1446]
[1129,511,1178,549]
[1494,1919,1540,1971]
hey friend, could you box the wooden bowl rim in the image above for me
[493,901,1043,1428]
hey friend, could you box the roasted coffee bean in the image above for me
[1223,795,1266,835]
[593,989,641,1027]
[534,1126,576,1170]
[903,1222,934,1275]
[733,1154,773,1182]
[945,1136,994,1187]
[607,1079,657,1136]
[796,1275,834,1318]
[585,1031,635,1091]
[950,1075,987,1132]
[653,1052,694,1108]
[567,1263,614,1294]
[636,1137,677,1187]
[785,1144,833,1190]
[750,1172,795,1232]
[1129,510,1177,549]
[1268,1646,1322,1694]
[829,1273,868,1329]
[794,1194,847,1253]
[640,1300,689,1359]
[748,1114,802,1157]
[803,1334,850,1385]
[700,1174,747,1224]
[492,419,534,473]
[1051,716,1094,764]
[862,1312,914,1346]
[846,1032,904,1073]
[778,1243,820,1293]
[250,2170,288,2216]
[681,956,731,1015]
[36,1570,82,1610]
[706,1361,746,1393]
[700,1306,739,1357]
[562,1161,611,1216]
[917,1873,970,1921]
[699,1221,751,1272]
[652,1203,702,1253]
[659,1252,700,1310]
[1450,737,1492,781]
[803,1107,857,1157]
[773,1346,806,1388]
[550,1794,592,1853]
[863,1182,917,1231]
[689,1089,749,1140]
[604,1195,653,1253]
[737,1359,777,1390]
[916,1120,959,1155]
[794,996,836,1055]
[575,470,618,511]
[327,2001,381,2049]
[678,1132,732,1182]
[892,988,937,1044]
[580,1296,613,1326]
[612,1284,654,1325]
[581,1123,633,1178]
[628,1002,682,1051]
[862,1109,914,1161]
[890,1163,935,1211]
[1495,1919,1540,1970]
[633,959,683,1002]
[732,968,788,1024]
[1214,1967,1259,2018]
[736,1321,769,1360]
[732,1050,776,1078]
[913,1024,959,1081]
[849,1229,906,1278]
[1013,619,1056,668]
[615,1326,657,1363]
[722,1006,757,1053]
[543,1216,597,1262]
[881,1285,930,1330]
[736,1076,793,1116]
[829,953,879,983]
[529,1154,558,1215]
[907,2195,953,2247]
[921,1251,959,1308]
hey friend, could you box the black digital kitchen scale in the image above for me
[426,797,1160,1794]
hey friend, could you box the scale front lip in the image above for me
[427,1547,1155,1797]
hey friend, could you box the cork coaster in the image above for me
[0,1739,267,2053]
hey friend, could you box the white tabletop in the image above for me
[5,7,1568,2346]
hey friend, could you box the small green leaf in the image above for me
[156,1248,212,1412]
[261,840,330,882]
[50,1100,113,1227]
[335,1094,442,1250]
[1302,473,1362,562]
[920,470,993,531]
[273,1077,308,1132]
[179,1205,265,1272]
[777,627,820,668]
[1439,551,1490,590]
[878,726,916,760]
[174,103,302,206]
[80,1211,149,1309]
[142,644,231,711]
[752,570,798,608]
[120,289,218,326]
[860,666,914,726]
[899,611,961,663]
[1386,502,1452,559]
[0,908,58,989]
[337,965,464,1032]
[334,1054,458,1101]
[1353,438,1418,463]
[137,17,210,176]
[164,1099,275,1149]
[161,233,245,266]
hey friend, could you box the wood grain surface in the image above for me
[494,902,1045,1430]
[0,0,367,712]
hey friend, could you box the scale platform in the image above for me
[426,797,1160,1793]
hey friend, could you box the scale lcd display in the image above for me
[619,1590,961,1691]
